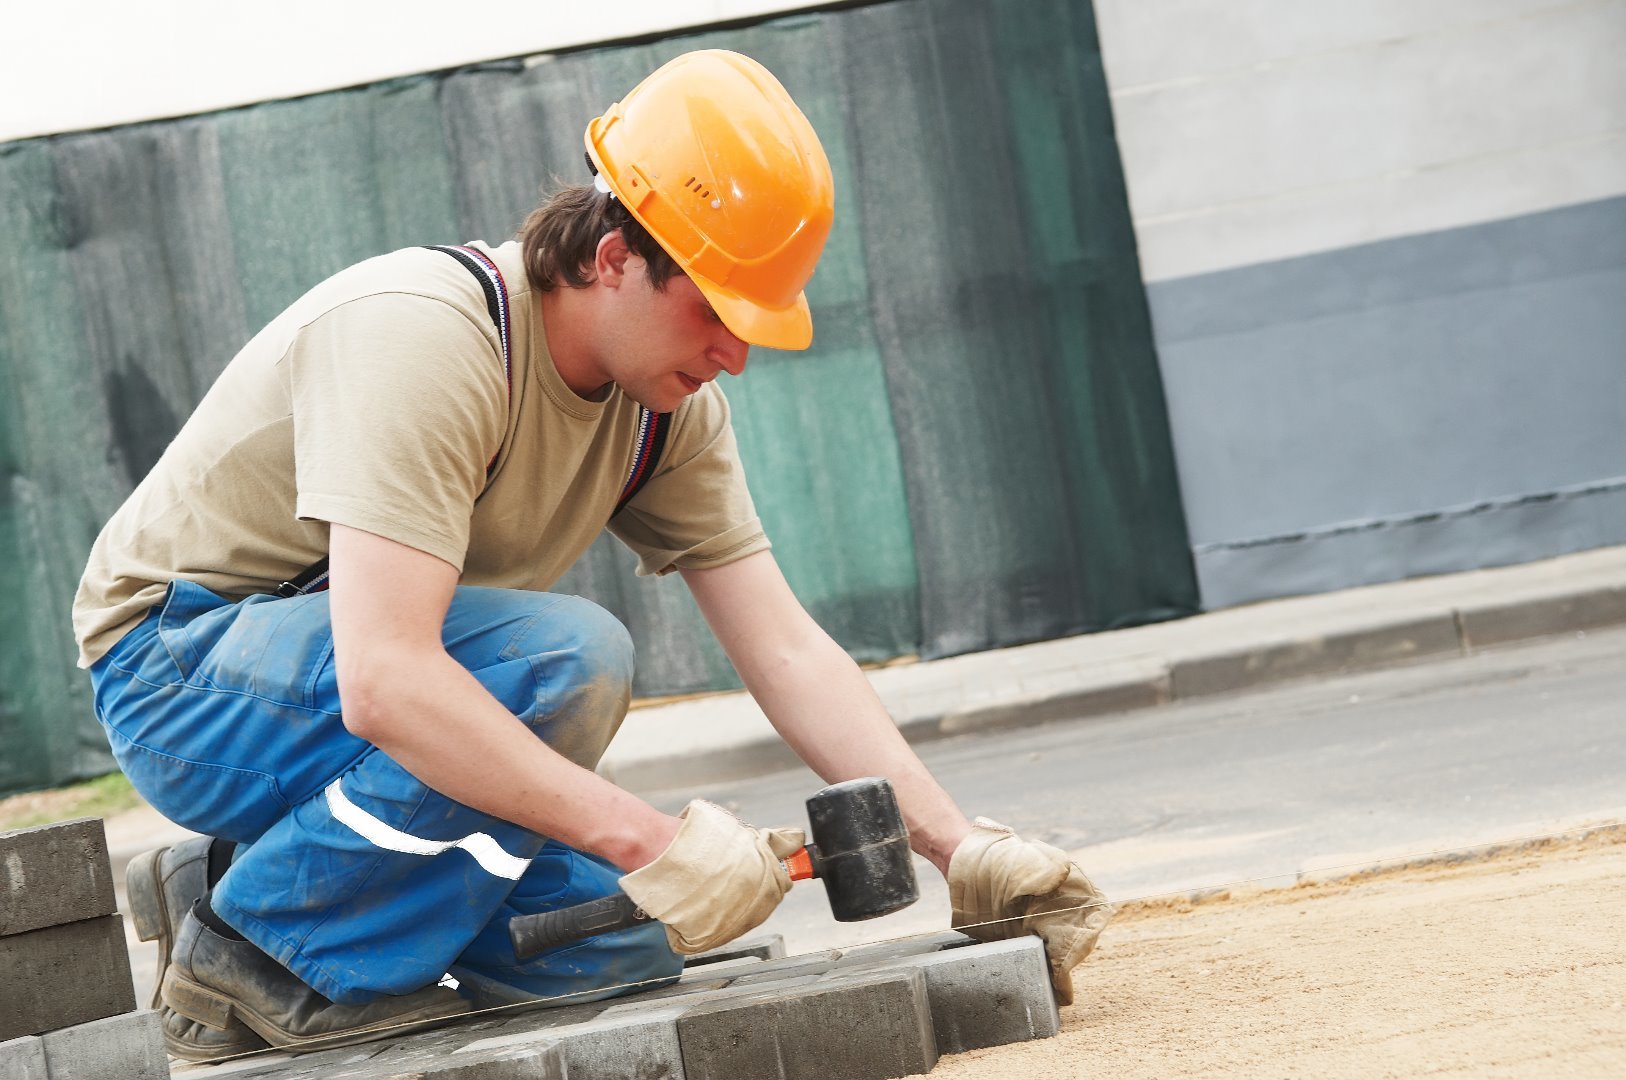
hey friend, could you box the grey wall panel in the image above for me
[1152,197,1626,607]
[1151,196,1626,347]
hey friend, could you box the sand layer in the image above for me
[932,827,1626,1079]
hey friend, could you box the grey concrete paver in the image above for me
[0,914,137,1040]
[39,1009,168,1080]
[677,968,936,1080]
[367,1039,565,1079]
[456,1003,692,1077]
[0,1034,48,1079]
[0,818,116,937]
[830,936,1060,1055]
[725,948,841,985]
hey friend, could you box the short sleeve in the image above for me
[607,385,770,575]
[287,292,508,569]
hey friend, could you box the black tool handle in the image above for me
[509,893,649,960]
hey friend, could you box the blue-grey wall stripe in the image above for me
[1149,196,1626,610]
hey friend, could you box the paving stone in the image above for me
[592,976,731,1008]
[830,930,976,969]
[170,1051,304,1078]
[596,975,825,1020]
[0,1034,48,1080]
[682,933,786,967]
[0,817,116,936]
[362,1005,572,1058]
[458,1004,691,1078]
[183,1044,392,1080]
[676,954,762,980]
[678,968,936,1080]
[832,935,1059,1055]
[370,1041,565,1079]
[0,914,137,1039]
[39,1009,168,1080]
[726,948,842,986]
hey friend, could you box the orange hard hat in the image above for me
[586,50,835,351]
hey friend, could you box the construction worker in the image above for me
[73,50,1110,1061]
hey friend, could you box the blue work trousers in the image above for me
[89,580,679,1006]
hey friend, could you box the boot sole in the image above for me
[163,1024,271,1065]
[126,848,166,942]
[126,848,172,1010]
[163,968,468,1055]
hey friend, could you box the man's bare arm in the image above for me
[326,524,680,871]
[681,550,972,874]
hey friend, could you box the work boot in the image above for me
[163,904,471,1054]
[127,837,269,1062]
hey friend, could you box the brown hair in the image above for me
[517,183,680,293]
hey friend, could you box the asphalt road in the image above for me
[646,626,1626,955]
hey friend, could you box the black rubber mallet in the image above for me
[508,776,918,961]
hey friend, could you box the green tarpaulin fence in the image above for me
[0,0,1196,794]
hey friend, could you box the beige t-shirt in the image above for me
[73,241,768,667]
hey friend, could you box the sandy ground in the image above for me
[932,826,1626,1079]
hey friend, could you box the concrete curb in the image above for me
[601,546,1626,794]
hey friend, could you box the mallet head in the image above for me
[795,777,918,921]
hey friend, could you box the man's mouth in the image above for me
[678,373,703,393]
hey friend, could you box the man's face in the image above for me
[598,257,750,413]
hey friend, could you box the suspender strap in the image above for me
[429,245,513,403]
[615,408,671,515]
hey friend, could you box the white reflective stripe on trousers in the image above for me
[323,779,530,880]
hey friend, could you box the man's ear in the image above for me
[594,229,632,288]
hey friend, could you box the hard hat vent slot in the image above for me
[683,177,712,200]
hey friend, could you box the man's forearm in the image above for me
[339,645,679,873]
[732,628,971,874]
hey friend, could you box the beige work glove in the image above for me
[618,800,805,955]
[948,818,1113,1006]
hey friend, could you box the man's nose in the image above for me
[710,330,749,377]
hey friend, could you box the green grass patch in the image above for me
[0,772,146,832]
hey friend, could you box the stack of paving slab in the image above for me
[0,817,169,1079]
[173,931,1059,1079]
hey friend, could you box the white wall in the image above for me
[1093,0,1626,282]
[0,0,819,142]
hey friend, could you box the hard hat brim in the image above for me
[692,276,814,352]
